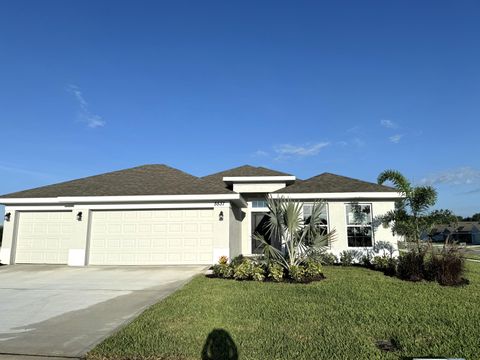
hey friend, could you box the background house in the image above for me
[429,222,480,245]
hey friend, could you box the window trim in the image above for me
[250,198,269,212]
[344,202,374,248]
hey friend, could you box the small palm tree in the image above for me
[377,169,455,248]
[253,196,335,271]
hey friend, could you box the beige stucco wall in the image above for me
[0,208,16,264]
[237,199,400,257]
[228,206,243,259]
[325,200,399,255]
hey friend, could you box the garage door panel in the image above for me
[15,211,74,264]
[89,209,214,265]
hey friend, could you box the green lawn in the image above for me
[88,263,480,360]
[465,252,480,261]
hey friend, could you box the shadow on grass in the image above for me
[201,328,238,360]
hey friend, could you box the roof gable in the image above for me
[275,172,396,193]
[203,165,292,178]
[1,164,234,198]
[202,165,292,187]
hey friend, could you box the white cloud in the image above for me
[389,134,403,143]
[274,142,330,157]
[420,167,480,186]
[68,84,106,128]
[380,119,398,129]
[253,150,269,157]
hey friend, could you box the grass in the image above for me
[88,263,480,360]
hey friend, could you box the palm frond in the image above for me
[252,233,288,268]
[377,169,411,195]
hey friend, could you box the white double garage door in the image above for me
[14,209,215,265]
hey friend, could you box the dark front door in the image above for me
[251,212,270,254]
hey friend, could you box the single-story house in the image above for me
[0,164,402,266]
[428,222,480,245]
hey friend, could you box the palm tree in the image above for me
[377,170,454,248]
[253,196,335,271]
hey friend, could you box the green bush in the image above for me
[251,263,266,282]
[397,250,425,281]
[212,263,233,279]
[360,251,374,267]
[424,246,466,286]
[372,255,397,276]
[304,259,323,279]
[268,263,284,282]
[339,250,355,266]
[372,255,390,270]
[316,251,337,265]
[288,265,306,282]
[230,255,246,267]
[233,259,253,280]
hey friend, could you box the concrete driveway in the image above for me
[0,265,204,358]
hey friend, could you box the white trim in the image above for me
[250,207,270,213]
[270,192,402,199]
[6,202,226,211]
[6,206,72,211]
[0,194,242,205]
[77,203,221,210]
[223,176,296,182]
[344,202,374,248]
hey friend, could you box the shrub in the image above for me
[360,249,374,267]
[251,263,266,282]
[233,259,253,280]
[316,251,338,265]
[425,245,466,286]
[340,250,356,266]
[268,263,284,282]
[396,250,425,281]
[304,259,324,279]
[372,255,390,271]
[231,255,246,267]
[212,263,233,279]
[289,265,306,282]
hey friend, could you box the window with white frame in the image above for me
[252,199,268,208]
[345,203,373,247]
[303,203,328,235]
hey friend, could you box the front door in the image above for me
[251,212,270,254]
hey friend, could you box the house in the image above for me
[428,222,480,245]
[0,164,402,266]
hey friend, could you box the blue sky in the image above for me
[0,0,479,215]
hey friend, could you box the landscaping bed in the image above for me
[88,262,480,360]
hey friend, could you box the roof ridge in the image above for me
[275,172,397,194]
[0,164,234,198]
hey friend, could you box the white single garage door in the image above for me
[89,209,215,265]
[15,211,74,264]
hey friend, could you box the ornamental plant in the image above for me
[253,196,334,281]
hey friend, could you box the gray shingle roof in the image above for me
[202,165,292,188]
[275,172,396,193]
[0,164,235,198]
[431,222,480,234]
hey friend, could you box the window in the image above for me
[252,200,268,208]
[303,203,328,235]
[346,203,373,247]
